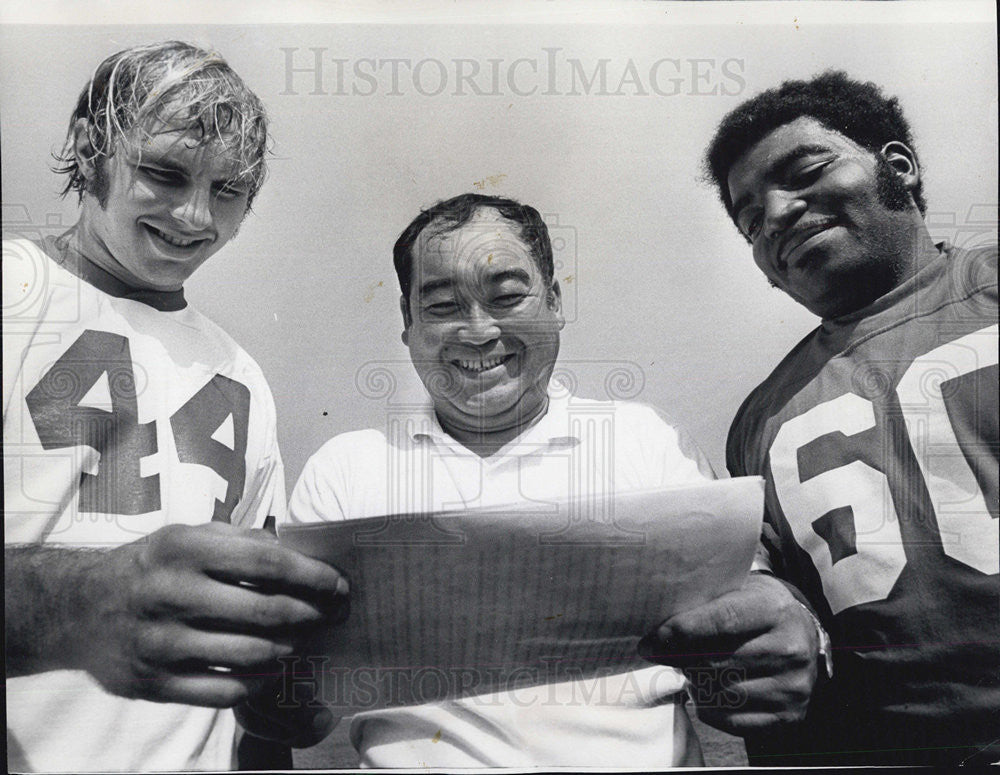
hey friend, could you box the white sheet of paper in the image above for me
[279,476,763,712]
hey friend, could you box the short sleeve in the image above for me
[232,372,286,529]
[286,438,354,525]
[635,403,717,487]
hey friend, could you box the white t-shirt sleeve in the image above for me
[246,448,287,527]
[286,436,355,524]
[627,403,716,487]
[231,374,286,529]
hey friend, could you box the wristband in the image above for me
[797,602,834,680]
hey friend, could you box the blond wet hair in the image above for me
[55,40,270,207]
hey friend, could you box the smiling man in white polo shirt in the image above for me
[288,193,715,766]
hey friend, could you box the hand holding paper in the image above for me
[638,571,820,735]
[279,477,764,713]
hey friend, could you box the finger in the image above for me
[164,580,344,633]
[144,672,253,707]
[660,572,802,645]
[208,540,349,604]
[653,636,815,678]
[659,592,777,646]
[688,674,812,727]
[139,626,296,673]
[209,532,348,592]
[726,638,818,679]
[695,707,798,737]
[637,629,750,668]
[154,524,350,603]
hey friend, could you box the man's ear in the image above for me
[880,141,920,193]
[548,280,565,330]
[400,295,412,346]
[72,118,100,185]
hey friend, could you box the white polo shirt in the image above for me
[288,384,714,767]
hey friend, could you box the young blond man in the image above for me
[4,41,346,772]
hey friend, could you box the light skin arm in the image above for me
[6,544,114,678]
[5,522,348,709]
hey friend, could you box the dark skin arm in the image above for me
[639,571,820,735]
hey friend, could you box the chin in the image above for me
[143,275,186,293]
[450,392,523,423]
[455,398,516,420]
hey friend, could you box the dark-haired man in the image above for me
[4,42,347,771]
[289,193,717,767]
[641,71,998,766]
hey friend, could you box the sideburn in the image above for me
[89,159,111,208]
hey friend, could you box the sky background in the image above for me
[2,2,997,490]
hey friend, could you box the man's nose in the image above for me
[457,303,501,344]
[762,189,806,241]
[173,185,213,232]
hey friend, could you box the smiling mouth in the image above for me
[452,353,515,374]
[778,221,837,270]
[146,224,205,249]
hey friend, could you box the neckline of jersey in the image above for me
[819,240,951,335]
[39,234,188,312]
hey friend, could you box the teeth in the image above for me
[152,227,198,247]
[458,356,505,373]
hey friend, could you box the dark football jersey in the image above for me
[728,243,999,766]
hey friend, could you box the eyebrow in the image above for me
[126,144,246,185]
[136,156,187,174]
[730,143,833,219]
[487,268,532,286]
[415,268,532,298]
[416,278,454,297]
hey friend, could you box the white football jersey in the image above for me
[3,237,286,772]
